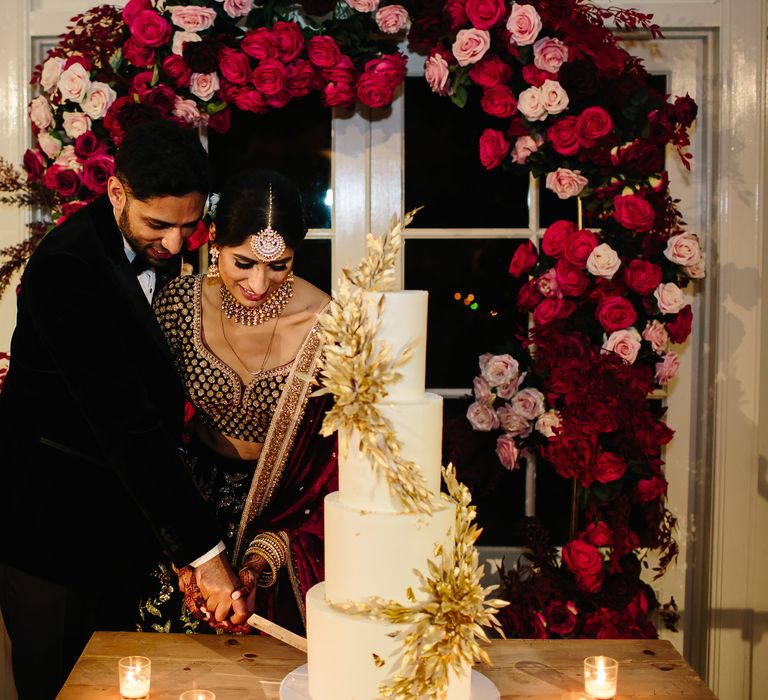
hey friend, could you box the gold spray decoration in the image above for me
[313,209,433,514]
[331,465,509,700]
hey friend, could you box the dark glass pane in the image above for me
[539,182,579,228]
[404,77,529,229]
[404,238,527,389]
[207,95,332,229]
[294,238,332,295]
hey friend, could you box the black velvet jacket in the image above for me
[0,196,221,601]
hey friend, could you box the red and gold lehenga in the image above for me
[138,275,337,634]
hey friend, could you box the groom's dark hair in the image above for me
[115,120,210,201]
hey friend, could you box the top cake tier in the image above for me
[364,289,427,401]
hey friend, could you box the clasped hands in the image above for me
[176,551,268,633]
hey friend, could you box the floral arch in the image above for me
[0,0,699,639]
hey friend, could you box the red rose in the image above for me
[581,521,612,547]
[219,47,251,86]
[272,21,304,63]
[468,55,512,88]
[522,64,551,87]
[445,0,468,31]
[508,240,538,277]
[611,139,664,176]
[613,194,655,232]
[542,220,574,258]
[562,539,604,593]
[22,149,45,181]
[264,90,291,109]
[517,279,543,311]
[74,132,106,160]
[322,55,357,85]
[287,60,315,98]
[548,116,579,156]
[251,58,287,96]
[574,106,613,148]
[666,304,693,343]
[307,36,341,68]
[103,96,161,143]
[634,476,667,503]
[593,451,627,484]
[648,108,674,143]
[356,72,394,108]
[479,129,509,170]
[129,9,172,48]
[533,298,576,325]
[623,259,662,295]
[43,164,82,198]
[130,70,155,97]
[231,88,266,113]
[480,85,517,118]
[60,200,88,220]
[123,0,151,25]
[545,600,578,636]
[323,82,356,108]
[63,55,91,72]
[208,107,231,134]
[596,295,637,332]
[123,37,155,68]
[186,221,210,252]
[555,259,588,297]
[143,85,177,116]
[162,55,191,88]
[366,53,407,90]
[81,154,114,194]
[465,0,505,30]
[562,229,598,268]
[241,27,279,61]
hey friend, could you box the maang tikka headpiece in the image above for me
[250,183,287,262]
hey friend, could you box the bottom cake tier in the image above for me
[306,583,472,700]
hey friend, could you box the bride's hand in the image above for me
[238,553,268,612]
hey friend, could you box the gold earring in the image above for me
[207,245,220,278]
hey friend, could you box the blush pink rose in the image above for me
[686,255,706,279]
[642,320,668,354]
[169,5,217,31]
[536,268,561,298]
[546,168,587,199]
[467,401,500,431]
[664,232,702,267]
[497,371,526,400]
[425,54,450,95]
[54,145,80,171]
[62,112,92,139]
[28,96,53,130]
[533,37,568,73]
[540,79,569,115]
[347,0,378,10]
[40,57,65,93]
[511,387,545,420]
[57,62,91,103]
[173,97,205,125]
[452,28,491,66]
[511,133,543,164]
[473,376,494,405]
[586,243,621,279]
[172,30,202,56]
[535,409,561,437]
[654,282,686,314]
[506,2,542,46]
[37,131,62,159]
[602,327,642,364]
[81,82,117,120]
[495,433,521,470]
[481,353,520,387]
[655,351,680,385]
[375,4,409,32]
[222,0,255,18]
[190,72,220,101]
[496,404,532,437]
[517,86,546,121]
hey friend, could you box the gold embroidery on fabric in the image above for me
[285,543,307,625]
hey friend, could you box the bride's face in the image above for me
[217,238,294,306]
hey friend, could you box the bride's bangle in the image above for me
[243,531,290,587]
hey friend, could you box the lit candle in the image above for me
[583,655,618,699]
[179,690,216,700]
[118,656,151,699]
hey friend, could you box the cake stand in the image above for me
[279,664,501,700]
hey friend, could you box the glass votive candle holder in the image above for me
[118,656,151,699]
[179,691,216,700]
[583,656,618,699]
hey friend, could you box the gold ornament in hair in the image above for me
[250,182,287,262]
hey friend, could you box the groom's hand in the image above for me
[194,552,248,625]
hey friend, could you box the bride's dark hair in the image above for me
[214,168,307,250]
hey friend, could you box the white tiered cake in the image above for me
[305,290,472,700]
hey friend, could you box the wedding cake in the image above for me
[305,289,472,700]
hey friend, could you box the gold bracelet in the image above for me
[243,531,290,588]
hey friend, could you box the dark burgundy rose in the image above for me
[408,15,448,52]
[74,131,106,160]
[444,0,468,31]
[623,259,662,295]
[599,574,636,610]
[306,36,341,69]
[143,85,179,116]
[287,60,315,98]
[666,304,693,343]
[208,107,231,134]
[357,72,395,108]
[555,259,588,297]
[322,55,357,85]
[647,108,674,143]
[123,37,155,68]
[542,220,575,258]
[241,27,279,61]
[612,139,664,176]
[22,149,45,181]
[673,94,698,127]
[251,58,287,96]
[508,240,538,277]
[559,59,597,101]
[218,47,250,86]
[478,128,508,170]
[81,154,115,194]
[63,55,91,72]
[563,229,598,268]
[128,9,172,48]
[545,600,578,636]
[323,82,356,108]
[468,55,512,88]
[465,0,505,30]
[613,194,655,232]
[43,164,82,198]
[183,39,221,74]
[548,116,579,156]
[299,0,337,16]
[589,44,627,79]
[103,96,164,143]
[272,21,304,63]
[596,295,637,332]
[522,64,551,87]
[593,451,627,483]
[162,55,192,88]
[480,84,517,118]
[533,298,576,326]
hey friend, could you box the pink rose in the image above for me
[375,5,409,33]
[40,57,65,93]
[535,409,561,437]
[586,243,620,279]
[37,131,62,159]
[533,298,576,325]
[655,351,680,385]
[596,296,637,333]
[62,112,92,139]
[473,376,494,405]
[129,9,172,48]
[272,21,305,62]
[81,154,114,194]
[555,259,588,297]
[497,405,532,437]
[548,116,579,155]
[508,240,538,277]
[545,168,587,199]
[466,0,505,30]
[506,2,542,46]
[533,37,568,73]
[346,0,379,10]
[54,145,80,171]
[222,0,255,18]
[251,58,287,96]
[452,28,491,67]
[190,72,219,101]
[467,401,500,431]
[511,387,545,420]
[425,54,450,95]
[602,327,642,364]
[173,97,205,125]
[169,6,217,31]
[57,62,91,104]
[511,134,542,164]
[562,228,598,267]
[517,86,546,121]
[307,36,341,68]
[542,220,574,258]
[479,128,509,170]
[81,82,117,120]
[481,353,520,387]
[664,232,702,267]
[613,193,655,232]
[686,255,706,279]
[481,85,517,118]
[172,30,201,56]
[540,79,569,115]
[536,268,560,298]
[654,282,686,314]
[29,96,53,130]
[642,320,668,354]
[497,373,525,400]
[242,27,280,60]
[495,433,521,470]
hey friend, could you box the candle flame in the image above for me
[596,656,606,683]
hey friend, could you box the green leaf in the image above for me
[206,101,228,114]
[451,86,468,109]
[108,49,122,72]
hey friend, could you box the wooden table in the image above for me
[58,632,717,699]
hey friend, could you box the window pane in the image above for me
[404,238,527,389]
[207,95,332,229]
[294,238,332,295]
[539,183,579,228]
[404,77,529,229]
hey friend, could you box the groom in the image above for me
[0,120,246,699]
